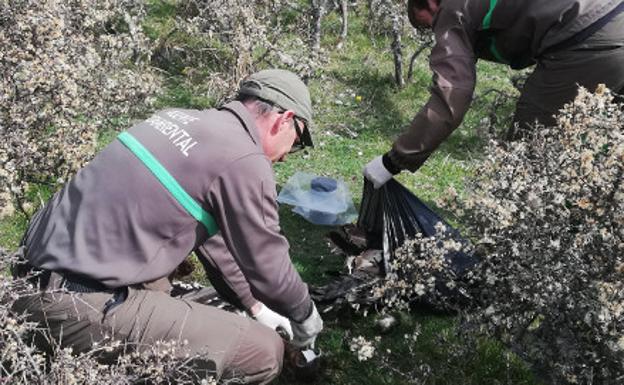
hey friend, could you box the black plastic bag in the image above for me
[313,179,478,310]
[357,179,477,278]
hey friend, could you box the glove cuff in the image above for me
[382,152,401,175]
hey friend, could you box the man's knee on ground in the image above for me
[223,321,284,384]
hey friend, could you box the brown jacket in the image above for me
[389,0,623,172]
[23,102,312,322]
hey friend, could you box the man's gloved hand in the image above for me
[252,302,293,340]
[291,302,323,348]
[363,155,393,189]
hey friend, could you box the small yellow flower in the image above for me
[355,95,362,102]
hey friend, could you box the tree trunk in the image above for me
[310,0,328,54]
[390,14,404,88]
[336,0,348,50]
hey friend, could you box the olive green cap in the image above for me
[238,69,313,147]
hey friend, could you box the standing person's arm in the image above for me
[365,9,478,186]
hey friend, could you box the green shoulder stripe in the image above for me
[482,0,498,29]
[481,0,509,64]
[117,131,219,236]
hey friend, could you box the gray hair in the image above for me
[236,95,276,117]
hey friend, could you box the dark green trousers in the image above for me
[12,273,284,384]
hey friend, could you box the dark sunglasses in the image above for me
[289,115,308,153]
[269,100,312,153]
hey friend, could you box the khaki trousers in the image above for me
[12,273,284,385]
[511,12,624,138]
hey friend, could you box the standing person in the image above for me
[12,69,322,384]
[364,0,624,188]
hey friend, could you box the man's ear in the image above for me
[276,110,295,132]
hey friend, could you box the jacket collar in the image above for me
[218,101,261,146]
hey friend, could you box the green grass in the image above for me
[0,2,538,384]
[0,212,27,252]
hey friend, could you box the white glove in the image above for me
[253,302,293,340]
[363,155,393,189]
[291,302,323,348]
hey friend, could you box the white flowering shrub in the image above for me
[0,0,161,216]
[156,0,318,104]
[370,223,471,312]
[451,86,624,384]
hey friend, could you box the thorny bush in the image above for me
[370,222,469,312]
[367,86,623,384]
[457,85,624,384]
[157,0,319,104]
[0,0,160,217]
